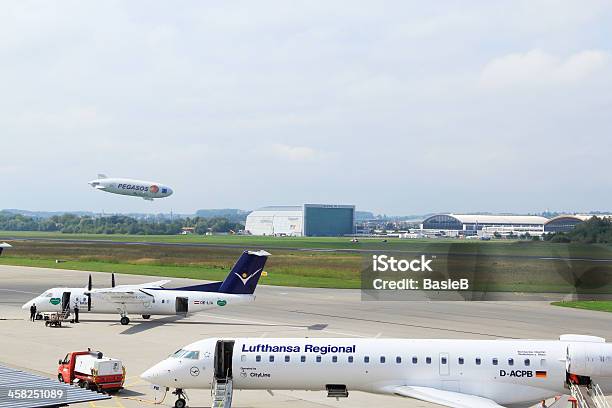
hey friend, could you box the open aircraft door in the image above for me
[214,340,235,380]
[175,297,188,314]
[61,292,71,314]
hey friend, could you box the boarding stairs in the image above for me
[570,382,611,408]
[211,376,233,408]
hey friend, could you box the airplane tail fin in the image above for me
[0,243,12,256]
[218,250,270,295]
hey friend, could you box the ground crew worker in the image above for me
[73,303,80,323]
[29,303,37,321]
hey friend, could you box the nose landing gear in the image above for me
[172,388,187,408]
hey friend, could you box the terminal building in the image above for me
[421,214,548,236]
[245,204,355,237]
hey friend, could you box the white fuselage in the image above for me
[22,287,253,316]
[88,178,173,200]
[142,337,612,406]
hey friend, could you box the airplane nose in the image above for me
[140,360,175,385]
[22,300,32,310]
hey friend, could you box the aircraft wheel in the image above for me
[174,398,186,408]
[142,315,151,319]
[120,316,130,325]
[58,374,64,383]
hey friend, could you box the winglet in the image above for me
[97,174,108,179]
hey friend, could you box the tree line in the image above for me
[0,213,244,235]
[544,216,612,244]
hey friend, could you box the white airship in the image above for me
[88,174,173,201]
[142,334,612,408]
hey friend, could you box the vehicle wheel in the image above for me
[79,381,86,388]
[36,314,43,320]
[142,315,151,319]
[175,398,186,408]
[45,321,49,327]
[120,316,130,325]
[58,374,64,383]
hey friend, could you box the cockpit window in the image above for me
[170,349,199,359]
[183,351,199,359]
[43,292,52,298]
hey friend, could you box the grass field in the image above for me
[1,231,611,291]
[551,301,612,313]
[2,230,612,257]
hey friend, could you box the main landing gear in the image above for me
[142,314,151,319]
[120,316,130,325]
[172,388,187,408]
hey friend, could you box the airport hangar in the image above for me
[420,214,549,237]
[245,204,355,236]
[544,214,612,233]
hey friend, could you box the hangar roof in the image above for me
[441,214,548,225]
[545,214,612,224]
[252,206,303,212]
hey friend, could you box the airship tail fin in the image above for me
[97,174,108,179]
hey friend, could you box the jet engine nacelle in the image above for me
[567,341,612,377]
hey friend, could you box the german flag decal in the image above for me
[536,371,547,378]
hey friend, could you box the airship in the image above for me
[88,174,173,201]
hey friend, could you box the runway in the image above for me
[1,264,612,407]
[4,236,612,262]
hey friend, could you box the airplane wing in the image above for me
[391,386,506,408]
[111,280,171,290]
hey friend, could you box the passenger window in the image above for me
[524,359,530,366]
[316,356,322,363]
[285,355,290,362]
[508,358,514,366]
[364,356,370,363]
[458,357,464,365]
[493,358,498,365]
[476,358,481,365]
[301,356,306,363]
[426,357,432,364]
[412,357,418,364]
[380,356,386,363]
[269,355,274,363]
[332,356,338,363]
[241,355,246,362]
[396,357,401,364]
[441,357,447,365]
[348,356,353,363]
[256,355,261,362]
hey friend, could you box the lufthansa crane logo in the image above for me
[190,367,200,376]
[150,185,159,193]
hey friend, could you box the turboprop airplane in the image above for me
[88,174,173,200]
[141,334,612,408]
[22,250,269,325]
[0,242,11,256]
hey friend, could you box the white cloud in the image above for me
[480,50,610,89]
[269,144,320,161]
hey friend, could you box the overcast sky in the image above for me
[1,1,611,215]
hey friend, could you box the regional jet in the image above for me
[22,250,269,325]
[88,174,173,200]
[141,335,612,408]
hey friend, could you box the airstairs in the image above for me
[211,377,233,408]
[570,382,611,408]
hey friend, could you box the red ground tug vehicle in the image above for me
[58,350,125,392]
